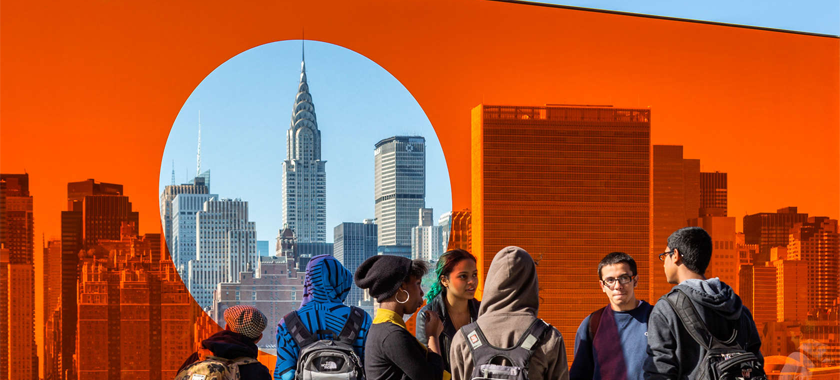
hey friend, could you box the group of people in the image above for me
[175,226,766,380]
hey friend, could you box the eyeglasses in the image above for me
[659,250,676,261]
[601,275,635,287]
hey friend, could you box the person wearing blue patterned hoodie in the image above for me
[274,254,373,380]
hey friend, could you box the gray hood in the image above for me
[478,246,539,317]
[676,277,742,320]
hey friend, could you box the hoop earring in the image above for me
[395,289,410,304]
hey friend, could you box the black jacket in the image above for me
[178,330,272,380]
[644,278,763,379]
[415,291,480,372]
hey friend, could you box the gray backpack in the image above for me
[284,306,366,380]
[461,319,550,380]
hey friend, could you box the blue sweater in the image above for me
[570,301,652,380]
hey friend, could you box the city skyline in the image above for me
[2,0,838,377]
[158,40,452,244]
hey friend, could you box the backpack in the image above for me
[461,319,551,380]
[664,289,767,380]
[284,306,366,380]
[174,355,259,380]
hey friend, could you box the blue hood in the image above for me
[300,254,352,307]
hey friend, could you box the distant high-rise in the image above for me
[772,258,808,323]
[651,146,700,301]
[739,264,777,326]
[699,172,727,217]
[188,198,257,309]
[744,207,809,264]
[171,193,217,276]
[257,240,270,257]
[471,104,650,362]
[282,51,327,243]
[787,217,839,314]
[374,136,426,258]
[411,208,444,262]
[43,238,62,380]
[160,176,210,261]
[689,216,738,289]
[0,173,37,380]
[60,179,139,379]
[75,223,192,379]
[334,220,378,314]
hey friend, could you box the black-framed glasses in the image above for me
[659,250,675,261]
[601,275,635,287]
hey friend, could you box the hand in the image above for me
[424,310,444,338]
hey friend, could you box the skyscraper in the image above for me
[60,179,140,380]
[699,172,727,217]
[75,223,193,379]
[651,146,700,301]
[188,198,257,309]
[282,51,327,243]
[689,216,738,289]
[334,220,378,314]
[411,208,444,262]
[787,217,839,314]
[171,193,217,276]
[744,207,809,264]
[471,104,650,362]
[43,238,62,380]
[0,173,37,380]
[374,136,426,258]
[160,177,209,261]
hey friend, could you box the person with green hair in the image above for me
[416,249,480,373]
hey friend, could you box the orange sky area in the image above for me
[1,0,838,369]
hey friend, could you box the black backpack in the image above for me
[664,289,767,380]
[283,306,366,380]
[461,319,551,380]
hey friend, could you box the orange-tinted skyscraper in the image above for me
[699,172,727,217]
[787,217,839,315]
[44,238,62,380]
[744,207,809,264]
[60,179,139,380]
[75,223,193,379]
[0,173,37,380]
[738,264,777,327]
[447,209,472,252]
[651,146,700,302]
[773,258,808,323]
[689,216,738,289]
[471,104,650,361]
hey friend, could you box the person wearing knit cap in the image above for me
[355,254,447,380]
[177,305,272,380]
[274,254,373,380]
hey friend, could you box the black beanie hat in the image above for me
[354,255,413,302]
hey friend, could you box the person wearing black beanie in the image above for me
[354,255,446,380]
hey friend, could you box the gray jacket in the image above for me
[643,278,763,380]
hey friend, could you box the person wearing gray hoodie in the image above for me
[644,227,763,379]
[449,246,569,380]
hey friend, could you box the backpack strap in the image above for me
[283,310,319,349]
[337,306,366,345]
[664,289,737,351]
[518,319,550,355]
[587,307,606,341]
[461,319,551,372]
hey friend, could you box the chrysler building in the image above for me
[282,45,327,242]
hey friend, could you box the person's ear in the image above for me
[255,333,263,343]
[673,249,682,265]
[440,275,449,288]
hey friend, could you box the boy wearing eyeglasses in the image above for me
[570,252,653,380]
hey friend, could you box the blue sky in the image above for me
[159,2,838,243]
[159,41,451,243]
[527,0,839,36]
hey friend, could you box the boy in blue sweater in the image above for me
[570,252,652,380]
